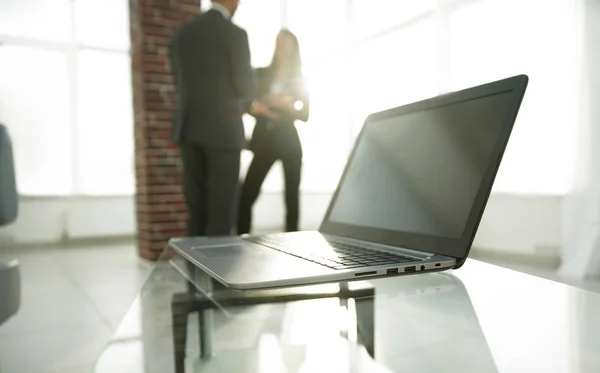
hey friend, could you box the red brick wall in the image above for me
[130,0,200,260]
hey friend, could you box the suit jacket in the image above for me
[170,10,256,151]
[248,67,310,156]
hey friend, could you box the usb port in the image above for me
[386,268,399,274]
[405,266,416,272]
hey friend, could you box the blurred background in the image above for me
[0,0,599,371]
[1,0,596,269]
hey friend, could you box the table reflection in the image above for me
[93,259,600,373]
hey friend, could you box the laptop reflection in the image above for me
[354,273,498,373]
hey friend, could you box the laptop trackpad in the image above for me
[192,244,268,259]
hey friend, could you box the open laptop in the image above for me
[168,74,528,290]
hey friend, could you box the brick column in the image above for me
[130,0,200,260]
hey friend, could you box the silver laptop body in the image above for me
[169,75,528,290]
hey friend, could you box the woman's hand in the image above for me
[250,100,280,121]
[270,94,297,113]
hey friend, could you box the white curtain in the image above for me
[560,0,600,280]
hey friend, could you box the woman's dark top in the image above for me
[248,67,310,156]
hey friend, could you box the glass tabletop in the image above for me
[93,245,600,373]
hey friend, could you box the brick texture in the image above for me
[130,0,200,260]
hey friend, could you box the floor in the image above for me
[0,241,152,373]
[1,240,600,373]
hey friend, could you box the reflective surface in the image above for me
[330,91,513,240]
[94,246,600,373]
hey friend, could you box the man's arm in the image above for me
[230,28,256,109]
[229,30,279,120]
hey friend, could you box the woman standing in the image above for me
[238,30,310,234]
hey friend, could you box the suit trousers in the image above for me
[179,144,240,236]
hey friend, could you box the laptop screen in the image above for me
[329,92,512,239]
[321,75,528,262]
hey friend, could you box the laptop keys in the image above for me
[245,236,420,270]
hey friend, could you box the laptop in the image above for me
[168,74,528,290]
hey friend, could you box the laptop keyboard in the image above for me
[244,235,420,270]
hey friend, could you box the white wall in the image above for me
[473,194,561,256]
[0,194,562,262]
[0,197,135,244]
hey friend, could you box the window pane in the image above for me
[0,0,71,41]
[353,0,435,40]
[74,0,130,50]
[234,0,282,67]
[76,50,134,195]
[351,19,438,136]
[449,0,578,194]
[0,45,72,195]
[291,55,353,193]
[287,0,351,60]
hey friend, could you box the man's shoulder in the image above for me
[255,67,270,77]
[173,15,200,39]
[229,22,248,40]
[184,11,223,29]
[175,11,248,46]
[230,21,246,33]
[194,12,247,36]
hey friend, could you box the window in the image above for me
[276,0,576,195]
[0,0,133,196]
[234,0,282,67]
[353,0,435,40]
[74,0,130,50]
[0,0,71,42]
[76,50,135,195]
[448,0,578,194]
[3,0,574,196]
[0,45,73,195]
[286,0,354,192]
[287,0,351,59]
[350,19,438,136]
[300,54,354,192]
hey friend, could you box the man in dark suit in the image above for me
[170,0,277,236]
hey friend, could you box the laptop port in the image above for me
[405,266,416,272]
[387,268,399,274]
[420,265,425,271]
[355,271,377,277]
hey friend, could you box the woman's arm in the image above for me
[271,77,310,122]
[247,68,279,121]
[293,82,310,123]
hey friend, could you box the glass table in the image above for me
[93,245,600,373]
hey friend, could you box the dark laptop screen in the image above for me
[328,92,513,239]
